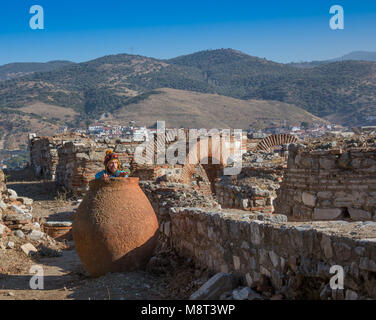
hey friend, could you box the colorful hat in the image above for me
[104,150,121,171]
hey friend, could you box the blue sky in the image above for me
[0,0,375,65]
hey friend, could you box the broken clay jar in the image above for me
[73,177,159,277]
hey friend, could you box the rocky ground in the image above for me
[303,132,376,151]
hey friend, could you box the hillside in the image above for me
[0,48,375,139]
[107,88,327,129]
[166,50,376,124]
[0,60,75,81]
[0,109,61,150]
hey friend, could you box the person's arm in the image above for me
[95,171,103,179]
[95,170,109,180]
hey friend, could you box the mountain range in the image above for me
[287,51,376,68]
[0,48,375,149]
[0,60,75,81]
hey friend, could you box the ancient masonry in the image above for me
[26,132,376,299]
[275,143,376,222]
[0,168,47,245]
[29,132,191,195]
[28,131,250,198]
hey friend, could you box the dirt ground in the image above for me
[0,179,207,300]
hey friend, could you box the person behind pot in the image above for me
[95,150,130,180]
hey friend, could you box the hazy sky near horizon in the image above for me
[0,0,376,65]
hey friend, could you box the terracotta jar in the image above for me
[73,177,159,277]
[42,221,72,241]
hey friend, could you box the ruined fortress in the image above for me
[23,131,376,299]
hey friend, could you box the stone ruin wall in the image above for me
[28,133,217,197]
[0,169,36,240]
[275,145,376,222]
[165,207,376,300]
[141,182,376,300]
[29,135,61,180]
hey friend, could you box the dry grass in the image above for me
[114,88,328,129]
[20,102,78,120]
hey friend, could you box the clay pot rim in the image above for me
[89,177,139,189]
[42,225,72,230]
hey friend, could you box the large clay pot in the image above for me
[72,177,159,277]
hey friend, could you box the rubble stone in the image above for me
[27,230,45,241]
[14,230,25,238]
[7,189,18,200]
[0,224,6,236]
[232,287,253,300]
[20,243,38,256]
[345,289,358,300]
[6,241,14,249]
[189,272,235,300]
[0,200,6,211]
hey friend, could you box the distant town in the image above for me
[63,121,349,141]
[1,120,375,171]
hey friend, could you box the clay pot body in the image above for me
[73,177,159,277]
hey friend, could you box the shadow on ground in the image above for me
[0,246,184,300]
[6,181,62,201]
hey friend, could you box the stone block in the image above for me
[314,208,342,220]
[359,257,376,272]
[317,191,332,199]
[268,251,279,268]
[319,158,335,169]
[20,243,38,256]
[302,192,316,207]
[240,198,249,209]
[348,208,372,221]
[233,256,240,270]
[345,289,358,300]
[320,234,333,259]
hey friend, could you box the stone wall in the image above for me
[163,207,376,300]
[140,181,220,249]
[275,144,376,221]
[29,136,60,180]
[55,138,157,195]
[0,170,7,223]
[30,133,236,197]
[0,169,37,240]
[0,169,6,196]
